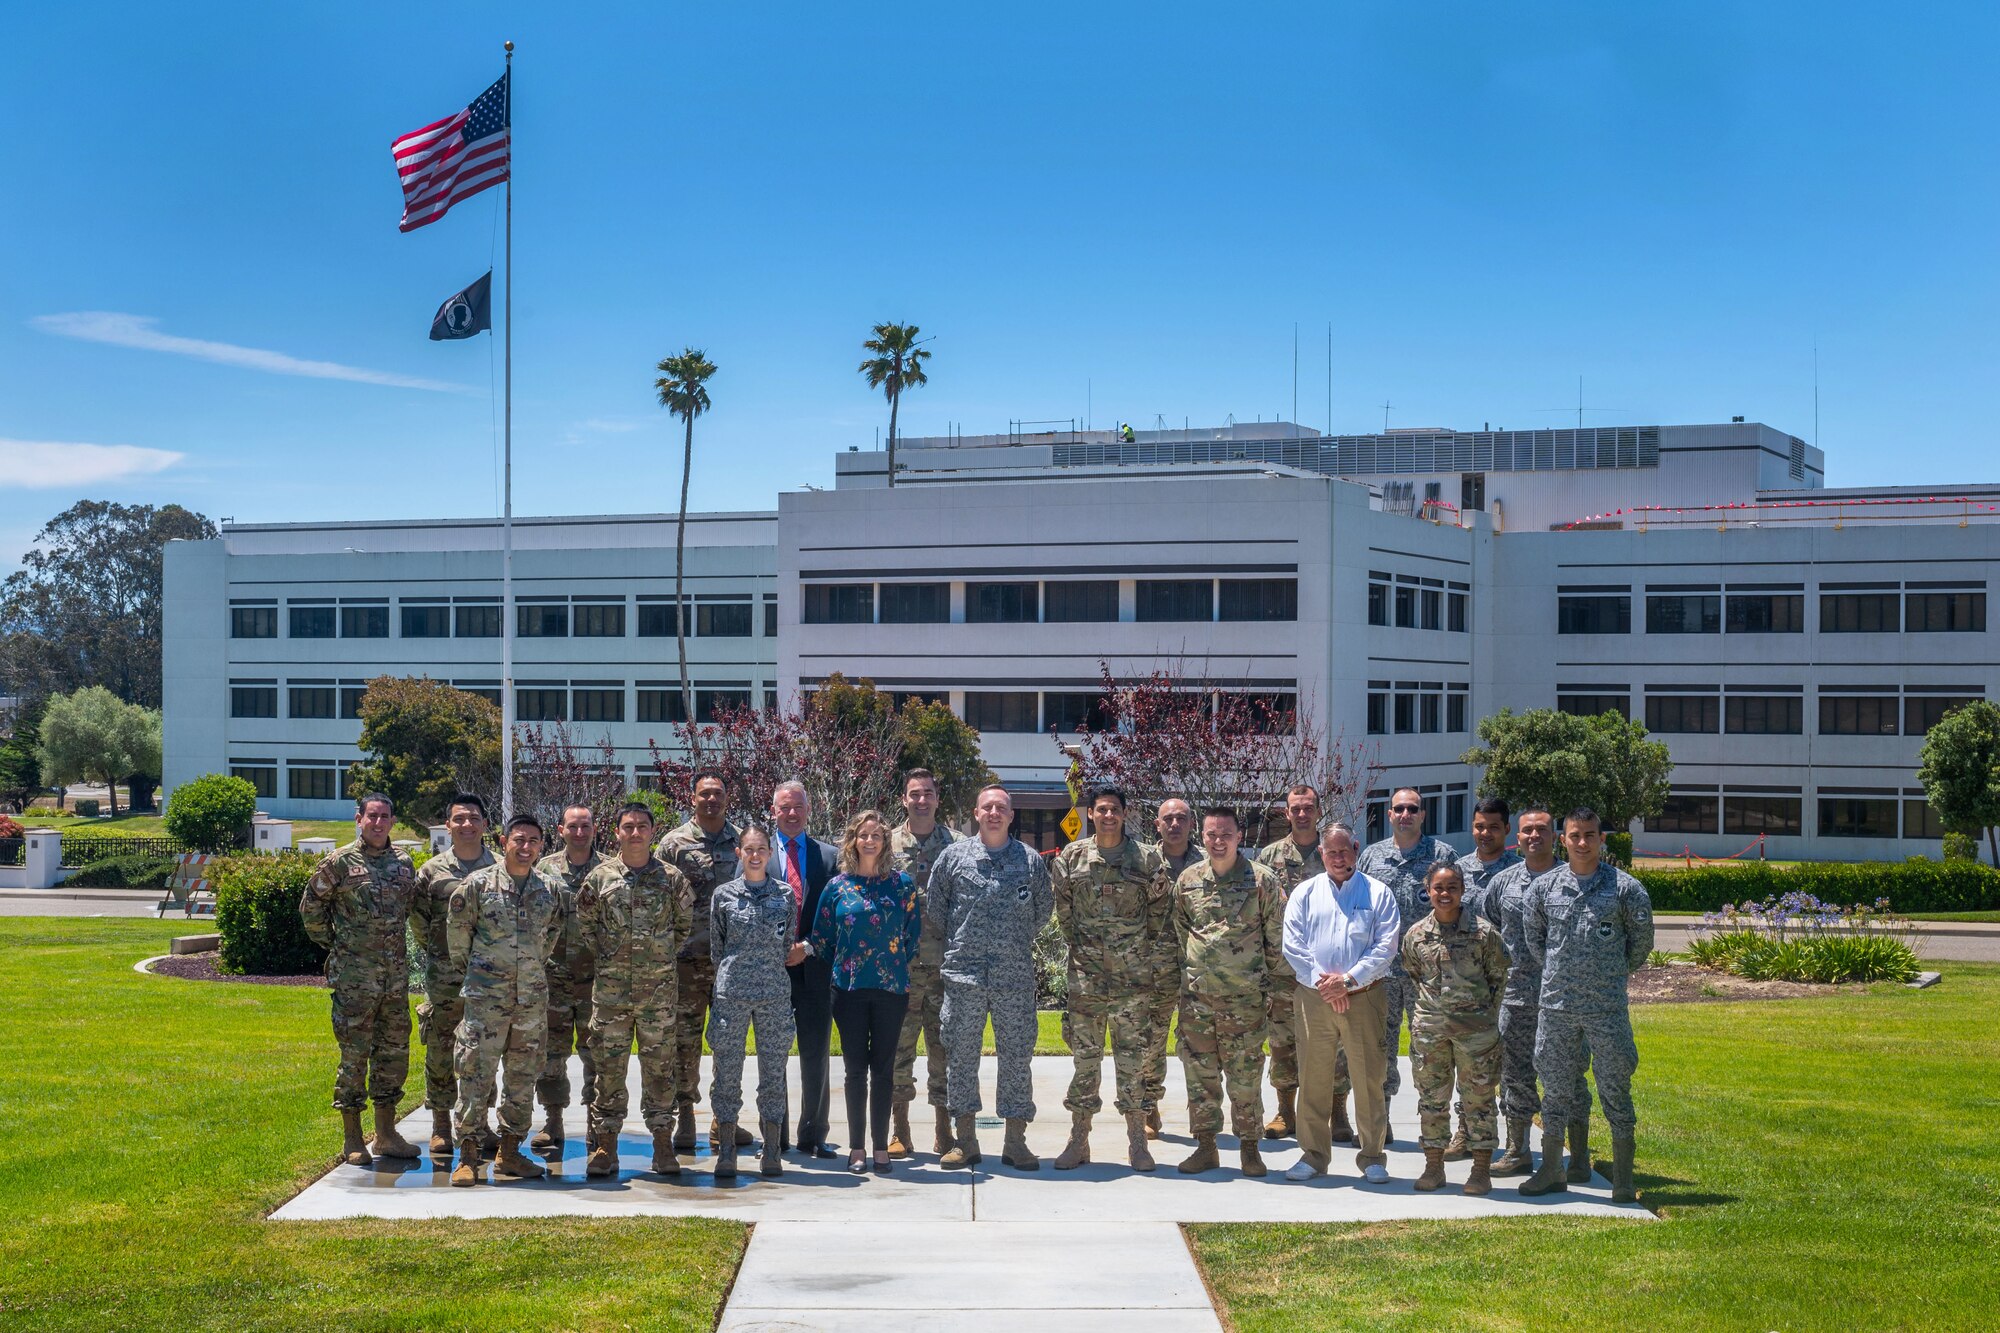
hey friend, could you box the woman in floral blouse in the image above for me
[808,809,921,1174]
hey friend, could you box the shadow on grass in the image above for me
[1635,1169,1736,1212]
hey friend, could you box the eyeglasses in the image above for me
[1390,804,1422,815]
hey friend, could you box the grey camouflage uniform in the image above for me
[1523,862,1654,1136]
[410,846,495,1111]
[1255,835,1326,1096]
[1138,840,1201,1112]
[299,839,417,1110]
[1456,849,1523,921]
[1402,910,1509,1151]
[1173,856,1287,1139]
[577,855,695,1142]
[1477,859,1581,1121]
[932,837,1053,1120]
[657,818,741,1112]
[708,873,799,1125]
[889,822,962,1110]
[1052,835,1170,1117]
[534,849,606,1114]
[446,863,568,1141]
[1356,834,1455,1099]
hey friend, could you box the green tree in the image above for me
[897,697,993,823]
[654,348,718,725]
[0,499,215,708]
[0,699,45,812]
[345,677,501,828]
[163,773,260,852]
[1917,699,2000,865]
[859,322,931,488]
[1461,707,1672,835]
[36,685,161,817]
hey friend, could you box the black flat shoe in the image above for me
[847,1156,868,1175]
[871,1159,892,1175]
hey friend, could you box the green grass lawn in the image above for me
[1188,963,2000,1332]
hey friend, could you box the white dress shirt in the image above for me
[1282,869,1402,990]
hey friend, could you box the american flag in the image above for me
[392,72,510,233]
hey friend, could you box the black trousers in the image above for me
[831,986,909,1155]
[788,956,835,1148]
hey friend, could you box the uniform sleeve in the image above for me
[408,863,441,940]
[1521,879,1549,973]
[1146,852,1174,945]
[571,882,598,976]
[542,876,568,962]
[672,866,695,940]
[1050,846,1078,945]
[1258,872,1287,996]
[1482,925,1511,994]
[446,873,479,970]
[1622,876,1656,972]
[1171,875,1192,952]
[1028,851,1054,930]
[298,853,341,948]
[709,886,730,964]
[1400,922,1428,981]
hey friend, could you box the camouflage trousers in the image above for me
[1536,1008,1639,1135]
[673,956,715,1110]
[453,996,547,1141]
[708,995,795,1125]
[1380,973,1416,1098]
[1410,1016,1501,1151]
[1062,968,1153,1116]
[1499,1002,1557,1121]
[940,980,1038,1121]
[590,992,680,1140]
[892,958,947,1109]
[537,975,597,1112]
[1267,985,1298,1094]
[417,983,463,1111]
[1139,967,1179,1112]
[327,984,409,1110]
[1179,991,1268,1139]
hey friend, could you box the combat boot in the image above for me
[760,1120,785,1177]
[888,1102,913,1158]
[940,1114,982,1168]
[429,1108,453,1160]
[1518,1124,1569,1196]
[531,1108,563,1152]
[1177,1135,1220,1174]
[1053,1113,1092,1170]
[1239,1141,1267,1178]
[1001,1118,1040,1171]
[1144,1105,1163,1140]
[449,1139,483,1188]
[933,1105,955,1155]
[1492,1116,1532,1176]
[651,1128,682,1176]
[1126,1113,1156,1172]
[1330,1095,1354,1144]
[1464,1149,1493,1196]
[1567,1121,1592,1183]
[585,1127,618,1178]
[1611,1134,1636,1203]
[1263,1087,1296,1140]
[715,1118,753,1148]
[371,1104,419,1160]
[338,1108,372,1167]
[1414,1147,1447,1191]
[494,1133,546,1180]
[475,1121,499,1156]
[672,1101,697,1152]
[714,1123,739,1179]
[1443,1126,1470,1162]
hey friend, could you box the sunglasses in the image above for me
[1390,804,1422,815]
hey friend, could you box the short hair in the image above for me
[1156,797,1192,815]
[1086,785,1127,810]
[1318,818,1357,843]
[837,809,892,875]
[1425,861,1466,891]
[691,768,728,793]
[1472,796,1512,823]
[1200,807,1241,830]
[446,792,487,821]
[1390,785,1422,805]
[1566,807,1603,833]
[560,803,595,822]
[1518,804,1554,826]
[614,801,657,827]
[356,792,395,816]
[1286,784,1322,804]
[976,783,1012,804]
[903,768,938,791]
[504,813,544,838]
[773,778,808,802]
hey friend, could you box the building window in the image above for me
[1903,799,1947,840]
[804,584,873,625]
[697,603,752,637]
[1645,695,1720,734]
[1820,592,1899,633]
[1448,591,1469,632]
[1648,793,1718,834]
[1366,687,1389,736]
[1443,792,1466,835]
[288,686,336,720]
[1818,797,1898,839]
[573,604,626,638]
[289,767,337,801]
[1219,578,1298,622]
[1906,592,1986,633]
[517,688,567,722]
[696,688,752,723]
[1420,588,1443,631]
[1726,593,1804,634]
[230,764,276,798]
[401,605,451,638]
[456,684,501,708]
[1230,692,1298,734]
[340,685,367,720]
[1367,577,1389,627]
[1906,695,1982,735]
[1725,794,1802,836]
[878,584,949,625]
[518,603,568,638]
[1043,691,1113,734]
[1447,689,1469,733]
[764,686,778,712]
[1558,595,1631,634]
[572,688,625,723]
[1419,690,1442,734]
[1559,693,1629,719]
[1393,585,1417,628]
[1393,693,1416,734]
[764,600,779,636]
[1647,594,1721,634]
[1819,695,1899,736]
[637,602,681,637]
[1045,580,1118,623]
[1137,579,1213,622]
[288,606,334,639]
[963,692,1038,733]
[890,690,948,710]
[1725,695,1803,735]
[966,582,1039,624]
[231,686,277,719]
[341,605,388,639]
[455,604,500,638]
[231,606,277,639]
[636,689,688,724]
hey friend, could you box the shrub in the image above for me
[621,788,674,830]
[73,799,100,818]
[1634,860,2000,914]
[1942,831,1980,863]
[1604,831,1634,867]
[1689,892,1923,984]
[214,853,326,976]
[163,774,258,852]
[64,853,176,890]
[0,815,22,839]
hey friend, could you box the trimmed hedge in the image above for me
[64,853,176,890]
[1635,859,2000,914]
[214,853,327,976]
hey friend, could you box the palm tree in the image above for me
[655,348,717,726]
[859,323,931,488]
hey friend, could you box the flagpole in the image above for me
[500,39,515,821]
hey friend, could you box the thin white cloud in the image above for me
[562,416,648,445]
[32,311,470,394]
[0,439,185,488]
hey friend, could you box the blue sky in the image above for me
[3,3,1995,569]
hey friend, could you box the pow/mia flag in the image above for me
[429,271,492,340]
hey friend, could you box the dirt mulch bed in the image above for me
[1627,963,1866,1004]
[147,950,326,988]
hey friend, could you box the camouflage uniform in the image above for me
[1139,841,1201,1114]
[1255,836,1326,1097]
[1402,911,1510,1151]
[576,855,695,1143]
[1478,859,1576,1121]
[889,822,962,1111]
[534,849,606,1115]
[1173,857,1287,1140]
[1456,849,1523,922]
[446,863,568,1142]
[1052,836,1170,1117]
[1356,834,1454,1099]
[411,845,496,1111]
[656,819,741,1114]
[299,840,417,1110]
[932,837,1053,1120]
[708,874,799,1125]
[1523,863,1654,1136]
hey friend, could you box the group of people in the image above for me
[299,769,1653,1202]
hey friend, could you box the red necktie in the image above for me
[786,839,806,934]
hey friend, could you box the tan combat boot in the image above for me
[672,1101,697,1152]
[585,1125,618,1178]
[494,1133,546,1180]
[1518,1123,1569,1196]
[371,1104,419,1160]
[339,1108,373,1166]
[1330,1095,1354,1144]
[932,1105,955,1156]
[475,1120,499,1156]
[1239,1141,1268,1178]
[714,1123,739,1179]
[940,1114,981,1168]
[449,1138,483,1187]
[429,1108,454,1160]
[1414,1147,1447,1191]
[1492,1116,1532,1176]
[714,1118,752,1149]
[1567,1121,1592,1183]
[1464,1148,1493,1196]
[1001,1118,1039,1171]
[1263,1087,1296,1140]
[1177,1135,1219,1175]
[1144,1105,1163,1140]
[888,1102,914,1158]
[1443,1126,1470,1162]
[652,1128,682,1176]
[1126,1113,1156,1172]
[1052,1113,1092,1170]
[759,1120,785,1177]
[531,1107,563,1152]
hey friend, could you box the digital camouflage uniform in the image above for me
[1456,849,1523,923]
[1052,836,1170,1117]
[1402,910,1510,1151]
[1355,834,1454,1099]
[1139,841,1201,1113]
[299,839,417,1110]
[708,874,799,1126]
[411,845,496,1111]
[1173,856,1287,1140]
[576,855,695,1143]
[932,837,1053,1120]
[1255,835,1326,1096]
[1476,859,1577,1121]
[534,848,606,1115]
[889,822,962,1110]
[656,819,741,1114]
[1524,862,1653,1136]
[446,862,568,1142]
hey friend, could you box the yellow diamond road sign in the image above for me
[1060,808,1082,842]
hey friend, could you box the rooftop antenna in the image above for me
[1291,323,1299,439]
[1381,400,1393,432]
[1326,321,1333,439]
[1087,378,1092,432]
[1813,336,1820,447]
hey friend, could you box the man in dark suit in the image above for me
[771,779,840,1157]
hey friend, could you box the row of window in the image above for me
[963,690,1298,735]
[1558,690,1982,737]
[1365,682,1472,736]
[1364,573,1471,632]
[230,598,776,641]
[1648,792,1947,840]
[802,578,1299,626]
[1557,589,1987,635]
[230,762,347,802]
[229,681,774,724]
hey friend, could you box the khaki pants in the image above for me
[1294,980,1389,1172]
